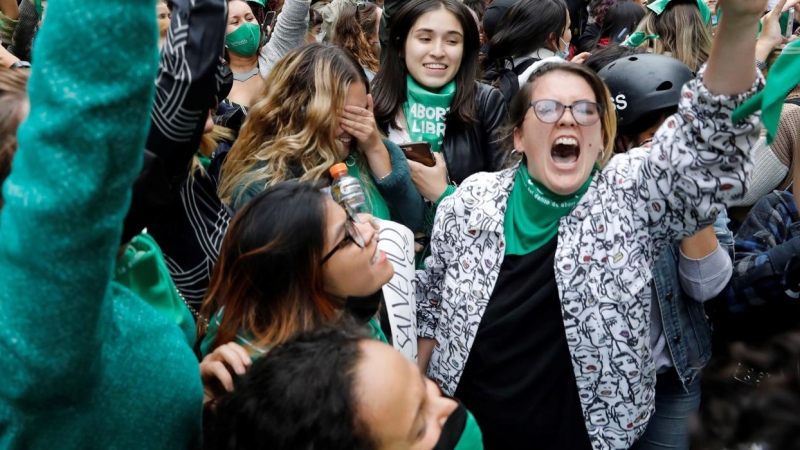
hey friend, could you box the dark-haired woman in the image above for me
[218,0,309,131]
[199,181,395,358]
[576,0,645,53]
[483,0,591,101]
[205,327,484,449]
[372,0,506,262]
[373,0,506,193]
[416,0,767,445]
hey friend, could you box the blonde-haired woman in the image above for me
[219,44,423,231]
[632,0,713,71]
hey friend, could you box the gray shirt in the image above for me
[258,0,309,79]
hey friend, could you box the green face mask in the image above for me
[226,22,261,57]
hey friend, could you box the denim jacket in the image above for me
[652,210,733,389]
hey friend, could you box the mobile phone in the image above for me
[264,10,276,26]
[399,141,436,167]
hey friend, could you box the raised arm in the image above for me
[123,0,228,242]
[258,0,309,78]
[0,0,159,402]
[609,0,766,256]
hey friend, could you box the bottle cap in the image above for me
[330,163,348,178]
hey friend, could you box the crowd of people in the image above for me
[1,0,800,448]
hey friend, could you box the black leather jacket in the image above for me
[439,82,509,186]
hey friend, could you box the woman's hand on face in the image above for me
[571,52,592,65]
[408,153,449,203]
[200,342,252,405]
[342,94,384,155]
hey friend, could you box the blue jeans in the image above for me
[631,370,702,450]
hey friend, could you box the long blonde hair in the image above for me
[634,1,712,72]
[218,44,372,205]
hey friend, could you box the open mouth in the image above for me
[551,137,580,165]
[337,136,353,145]
[423,63,448,71]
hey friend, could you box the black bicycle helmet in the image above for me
[597,53,694,135]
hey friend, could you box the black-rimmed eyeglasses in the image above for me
[321,210,366,265]
[529,99,604,126]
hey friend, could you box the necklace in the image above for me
[232,66,259,82]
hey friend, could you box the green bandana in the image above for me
[621,31,660,47]
[34,0,43,17]
[344,152,391,220]
[504,164,594,255]
[196,153,211,171]
[732,40,800,145]
[453,410,484,450]
[403,75,456,152]
[115,234,197,346]
[646,0,711,25]
[226,22,261,57]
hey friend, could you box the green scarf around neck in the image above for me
[504,164,594,255]
[403,75,456,152]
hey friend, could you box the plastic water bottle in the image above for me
[330,163,370,216]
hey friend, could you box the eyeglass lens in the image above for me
[532,100,601,126]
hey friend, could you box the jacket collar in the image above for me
[465,162,519,234]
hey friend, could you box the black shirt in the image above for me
[454,238,592,449]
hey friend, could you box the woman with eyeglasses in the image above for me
[199,180,395,359]
[415,0,768,445]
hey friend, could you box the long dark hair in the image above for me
[199,180,342,355]
[486,0,568,68]
[203,327,375,449]
[590,1,645,51]
[372,0,480,130]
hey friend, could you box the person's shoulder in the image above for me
[474,80,503,101]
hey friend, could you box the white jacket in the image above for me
[415,66,764,449]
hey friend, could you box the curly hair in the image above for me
[218,44,372,207]
[332,3,381,75]
[0,67,30,211]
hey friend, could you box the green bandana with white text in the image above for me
[504,164,594,255]
[403,75,456,152]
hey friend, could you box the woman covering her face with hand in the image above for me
[415,0,768,446]
[219,44,423,231]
